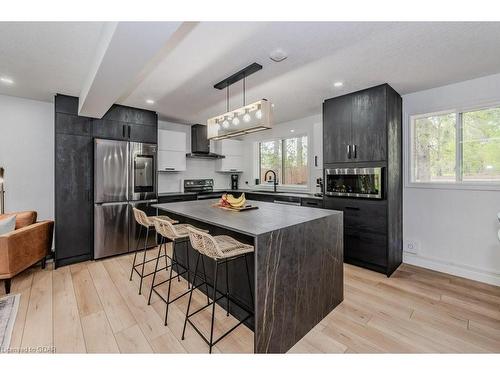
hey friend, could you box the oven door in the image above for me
[129,142,157,201]
[325,167,383,199]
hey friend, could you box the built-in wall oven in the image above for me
[325,167,383,199]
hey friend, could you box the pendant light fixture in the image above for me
[207,63,273,140]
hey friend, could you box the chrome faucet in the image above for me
[264,170,278,193]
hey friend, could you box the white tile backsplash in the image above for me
[158,157,231,192]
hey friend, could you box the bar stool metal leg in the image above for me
[182,253,201,340]
[225,260,230,316]
[148,236,165,305]
[164,240,177,325]
[138,227,150,295]
[200,256,210,304]
[129,225,143,281]
[208,260,219,353]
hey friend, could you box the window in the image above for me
[411,105,500,185]
[259,135,308,186]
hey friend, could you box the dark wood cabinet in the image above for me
[323,84,402,276]
[92,119,127,140]
[351,85,387,162]
[54,132,93,265]
[54,94,158,267]
[55,113,93,136]
[103,104,157,127]
[129,123,157,144]
[92,120,156,143]
[323,94,352,163]
[323,84,388,163]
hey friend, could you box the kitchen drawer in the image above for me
[324,198,387,234]
[300,198,324,208]
[345,230,387,268]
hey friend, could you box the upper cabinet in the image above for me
[158,129,187,171]
[312,122,323,170]
[213,139,244,172]
[323,84,389,164]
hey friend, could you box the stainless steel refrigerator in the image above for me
[94,138,158,259]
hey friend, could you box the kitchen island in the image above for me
[153,199,343,353]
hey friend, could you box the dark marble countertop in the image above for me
[153,199,339,237]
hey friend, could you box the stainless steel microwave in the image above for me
[325,167,383,199]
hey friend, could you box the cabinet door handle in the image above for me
[344,206,360,211]
[128,125,131,138]
[353,144,357,158]
[314,155,318,167]
[122,125,126,138]
[164,167,175,171]
[347,144,351,159]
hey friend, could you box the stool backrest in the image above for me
[153,217,180,240]
[187,227,223,259]
[132,207,150,227]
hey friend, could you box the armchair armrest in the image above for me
[0,220,54,278]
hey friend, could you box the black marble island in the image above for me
[153,199,343,353]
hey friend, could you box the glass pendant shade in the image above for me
[207,99,273,140]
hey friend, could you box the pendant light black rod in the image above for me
[214,62,262,90]
[226,85,229,112]
[243,76,246,106]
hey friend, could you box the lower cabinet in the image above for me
[324,197,390,274]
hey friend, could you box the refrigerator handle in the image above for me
[128,125,131,138]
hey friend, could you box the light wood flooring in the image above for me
[2,245,499,353]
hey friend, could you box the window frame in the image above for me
[407,102,500,191]
[257,133,310,190]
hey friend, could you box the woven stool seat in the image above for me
[153,217,208,240]
[187,228,254,260]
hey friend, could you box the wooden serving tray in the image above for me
[214,204,259,212]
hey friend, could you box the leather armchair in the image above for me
[0,211,54,294]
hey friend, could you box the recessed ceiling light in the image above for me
[333,81,343,88]
[271,103,275,108]
[145,99,155,105]
[0,77,14,85]
[290,129,295,133]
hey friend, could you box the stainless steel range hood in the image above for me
[186,124,225,159]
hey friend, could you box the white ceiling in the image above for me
[0,22,105,101]
[2,22,500,125]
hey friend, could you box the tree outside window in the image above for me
[411,105,500,184]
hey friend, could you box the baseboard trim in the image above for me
[403,252,500,287]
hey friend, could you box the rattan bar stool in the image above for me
[129,207,177,295]
[149,218,210,326]
[182,227,254,353]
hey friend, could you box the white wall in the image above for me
[0,94,54,220]
[157,121,231,192]
[238,114,323,193]
[402,73,500,286]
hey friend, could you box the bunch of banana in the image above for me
[220,193,246,208]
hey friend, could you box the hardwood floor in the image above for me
[2,246,499,353]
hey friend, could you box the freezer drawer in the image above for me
[94,202,130,259]
[129,200,158,250]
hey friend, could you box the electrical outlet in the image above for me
[404,240,419,254]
